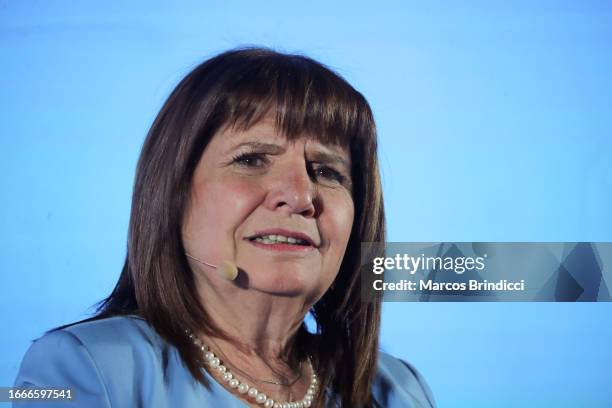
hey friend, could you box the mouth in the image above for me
[245,229,319,252]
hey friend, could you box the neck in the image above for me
[194,271,310,369]
[190,264,320,405]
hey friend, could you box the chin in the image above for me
[248,269,313,297]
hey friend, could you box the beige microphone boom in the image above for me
[185,253,238,281]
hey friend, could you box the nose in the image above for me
[264,163,317,218]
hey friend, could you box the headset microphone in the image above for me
[185,253,239,281]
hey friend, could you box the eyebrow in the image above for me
[229,141,350,169]
[308,151,350,170]
[228,141,285,154]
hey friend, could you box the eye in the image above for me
[311,164,347,185]
[231,152,268,168]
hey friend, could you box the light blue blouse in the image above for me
[14,316,435,407]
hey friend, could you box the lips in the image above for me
[245,228,319,248]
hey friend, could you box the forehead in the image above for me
[218,116,351,157]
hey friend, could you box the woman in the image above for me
[14,48,435,407]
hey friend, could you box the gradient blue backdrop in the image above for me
[1,1,611,407]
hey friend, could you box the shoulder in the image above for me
[14,316,176,408]
[372,351,436,408]
[61,315,165,362]
[29,315,165,375]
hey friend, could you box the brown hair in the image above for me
[95,47,385,407]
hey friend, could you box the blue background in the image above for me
[1,1,611,406]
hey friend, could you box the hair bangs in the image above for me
[219,51,365,149]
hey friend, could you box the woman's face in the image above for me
[182,116,354,302]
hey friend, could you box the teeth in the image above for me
[253,234,309,245]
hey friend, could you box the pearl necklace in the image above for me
[186,330,318,408]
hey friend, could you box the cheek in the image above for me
[324,193,355,249]
[183,178,264,248]
[222,178,266,222]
